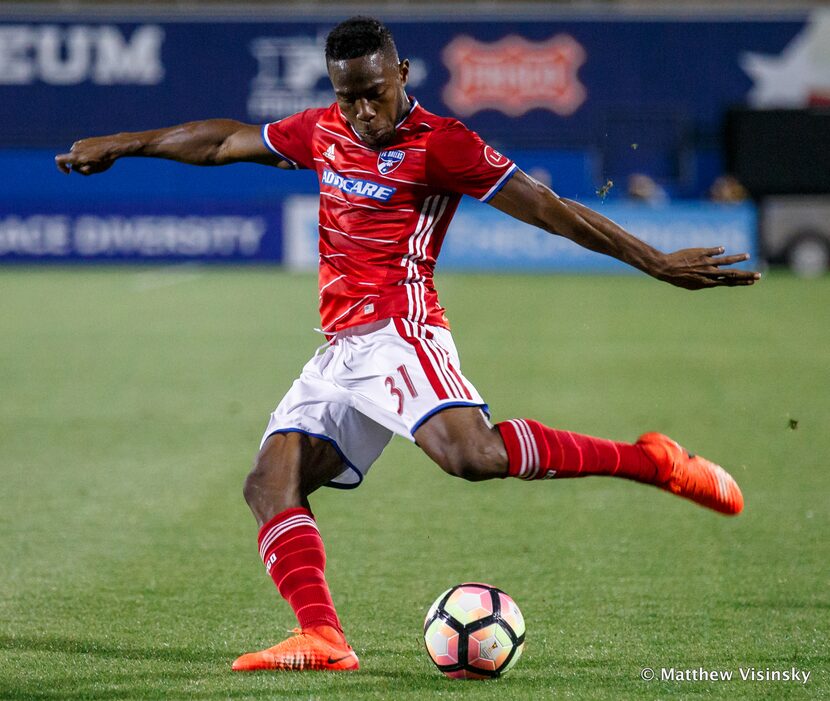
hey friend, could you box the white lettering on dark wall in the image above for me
[0,24,164,85]
[247,33,427,120]
[0,215,70,255]
[74,216,266,256]
[0,215,268,257]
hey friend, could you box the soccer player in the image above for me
[56,16,760,673]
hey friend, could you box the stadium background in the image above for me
[2,2,828,700]
[2,1,829,272]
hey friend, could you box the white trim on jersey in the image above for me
[320,224,394,244]
[261,124,299,168]
[480,163,518,202]
[318,274,346,298]
[395,98,419,128]
[401,195,449,323]
[402,197,431,321]
[322,294,380,333]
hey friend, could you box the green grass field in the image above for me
[1,268,827,700]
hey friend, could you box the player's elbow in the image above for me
[527,182,567,234]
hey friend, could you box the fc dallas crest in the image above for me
[442,34,587,117]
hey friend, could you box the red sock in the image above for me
[497,419,658,483]
[258,507,342,633]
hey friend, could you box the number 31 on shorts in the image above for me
[385,364,418,415]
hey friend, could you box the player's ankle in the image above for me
[306,623,348,646]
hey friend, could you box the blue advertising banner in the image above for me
[0,201,282,263]
[1,9,809,263]
[1,11,818,153]
[282,195,757,273]
[440,200,758,272]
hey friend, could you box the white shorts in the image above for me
[261,318,488,489]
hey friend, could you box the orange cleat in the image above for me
[637,432,744,515]
[232,625,359,672]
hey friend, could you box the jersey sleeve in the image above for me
[262,108,324,170]
[425,122,517,201]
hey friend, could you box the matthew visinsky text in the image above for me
[661,667,811,684]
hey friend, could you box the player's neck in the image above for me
[395,95,414,126]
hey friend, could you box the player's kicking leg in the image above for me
[232,432,359,672]
[415,407,743,515]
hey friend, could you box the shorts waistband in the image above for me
[331,318,392,339]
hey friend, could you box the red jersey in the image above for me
[262,98,516,334]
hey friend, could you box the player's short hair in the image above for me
[325,16,398,64]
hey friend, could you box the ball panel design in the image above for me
[443,585,494,626]
[424,587,452,628]
[467,623,515,671]
[424,583,524,680]
[501,641,524,673]
[424,618,460,668]
[497,592,526,638]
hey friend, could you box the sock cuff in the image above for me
[258,507,318,561]
[497,420,535,478]
[496,419,552,479]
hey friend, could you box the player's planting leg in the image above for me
[496,419,743,515]
[233,432,359,672]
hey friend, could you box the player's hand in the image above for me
[655,247,761,289]
[55,136,121,176]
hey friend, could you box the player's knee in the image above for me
[437,441,507,481]
[242,462,268,509]
[241,464,265,506]
[242,449,302,512]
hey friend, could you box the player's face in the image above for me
[328,52,410,149]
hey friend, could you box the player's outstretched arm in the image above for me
[55,120,290,176]
[489,169,761,290]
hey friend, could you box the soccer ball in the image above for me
[423,582,525,679]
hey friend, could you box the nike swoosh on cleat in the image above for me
[327,654,353,664]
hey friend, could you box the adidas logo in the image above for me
[323,143,335,160]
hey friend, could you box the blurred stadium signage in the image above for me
[442,34,586,117]
[0,207,281,263]
[247,34,332,120]
[0,14,811,148]
[0,24,163,85]
[283,196,758,273]
[741,10,830,108]
[440,201,759,272]
[0,10,806,266]
[247,32,427,121]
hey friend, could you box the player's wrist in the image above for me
[636,249,669,279]
[114,132,149,158]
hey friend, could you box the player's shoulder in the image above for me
[409,105,479,152]
[410,103,469,137]
[300,103,337,127]
[268,104,334,130]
